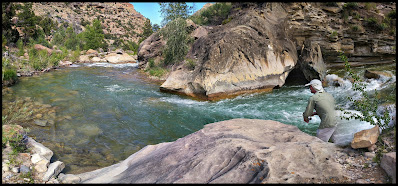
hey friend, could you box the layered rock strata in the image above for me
[160,3,297,100]
[71,119,344,183]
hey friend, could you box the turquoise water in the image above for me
[3,62,395,174]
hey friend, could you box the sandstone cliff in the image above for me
[138,2,396,100]
[30,2,147,44]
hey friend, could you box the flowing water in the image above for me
[2,62,395,174]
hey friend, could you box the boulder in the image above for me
[160,3,297,100]
[364,70,393,79]
[34,44,53,55]
[73,119,343,183]
[137,32,166,66]
[78,55,91,62]
[325,74,345,87]
[380,152,396,183]
[91,57,107,63]
[86,49,98,56]
[105,53,136,63]
[351,125,380,149]
[298,40,327,82]
[58,173,82,183]
[25,137,53,161]
[191,26,209,40]
[43,161,65,181]
[34,159,50,173]
[59,60,72,66]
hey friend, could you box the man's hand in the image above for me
[303,116,309,123]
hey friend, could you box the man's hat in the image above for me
[305,79,324,92]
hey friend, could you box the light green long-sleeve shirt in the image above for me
[303,91,337,129]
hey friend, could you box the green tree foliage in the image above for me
[83,19,107,50]
[152,24,160,33]
[38,17,56,36]
[65,26,81,50]
[17,3,40,44]
[190,3,232,25]
[159,2,193,27]
[51,26,66,47]
[338,52,391,129]
[142,19,153,38]
[161,18,189,66]
[159,2,193,66]
[2,2,20,45]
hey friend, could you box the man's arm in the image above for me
[303,97,315,123]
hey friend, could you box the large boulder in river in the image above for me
[105,53,137,64]
[160,3,298,100]
[72,119,343,183]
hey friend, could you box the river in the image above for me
[2,62,395,174]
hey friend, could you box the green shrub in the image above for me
[343,2,358,10]
[3,69,17,82]
[148,67,167,77]
[2,57,18,82]
[351,25,359,32]
[222,17,232,25]
[148,58,155,68]
[17,39,25,56]
[29,49,49,71]
[387,10,396,19]
[185,58,196,70]
[190,3,232,25]
[364,2,376,11]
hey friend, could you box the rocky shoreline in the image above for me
[2,119,396,183]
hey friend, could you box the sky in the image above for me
[130,2,211,26]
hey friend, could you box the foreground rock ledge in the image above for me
[71,119,343,183]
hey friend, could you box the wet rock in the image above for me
[43,161,65,181]
[34,119,48,127]
[364,70,393,79]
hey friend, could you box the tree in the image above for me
[152,24,160,33]
[17,3,40,44]
[2,2,20,45]
[159,2,193,66]
[83,19,106,50]
[142,19,153,38]
[65,26,81,50]
[338,52,391,129]
[159,2,193,27]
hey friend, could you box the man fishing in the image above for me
[303,79,337,142]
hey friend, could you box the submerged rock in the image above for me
[72,119,343,183]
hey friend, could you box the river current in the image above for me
[2,62,395,174]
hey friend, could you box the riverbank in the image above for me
[1,56,396,181]
[2,120,394,183]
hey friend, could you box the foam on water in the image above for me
[105,84,131,92]
[83,62,138,68]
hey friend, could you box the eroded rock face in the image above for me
[72,119,343,183]
[160,3,298,100]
